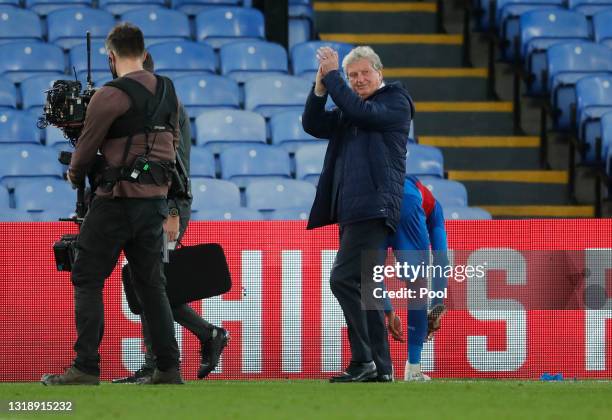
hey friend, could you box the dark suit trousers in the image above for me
[330,218,392,375]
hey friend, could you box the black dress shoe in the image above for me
[330,361,377,383]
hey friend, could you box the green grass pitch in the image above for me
[1,380,611,419]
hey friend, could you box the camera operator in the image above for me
[41,23,182,385]
[112,53,229,384]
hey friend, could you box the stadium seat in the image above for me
[0,144,63,187]
[406,144,444,178]
[195,7,265,49]
[291,41,354,80]
[14,178,74,213]
[220,144,292,187]
[0,0,19,7]
[70,41,110,83]
[0,40,64,83]
[189,147,216,178]
[269,110,318,151]
[99,0,165,15]
[289,18,311,51]
[0,110,41,144]
[120,8,191,46]
[190,178,241,211]
[576,75,612,163]
[568,0,612,18]
[268,207,310,220]
[418,177,468,207]
[147,41,216,79]
[245,179,316,210]
[0,7,43,44]
[0,78,17,109]
[28,208,76,221]
[295,143,326,185]
[26,0,92,16]
[546,42,612,130]
[172,0,242,16]
[243,75,310,118]
[173,74,240,117]
[0,208,33,221]
[20,74,59,111]
[219,40,288,83]
[520,10,590,95]
[191,207,264,221]
[45,125,69,147]
[195,109,266,153]
[600,112,612,174]
[0,185,8,208]
[593,9,612,48]
[443,206,493,220]
[47,8,115,50]
[496,0,564,62]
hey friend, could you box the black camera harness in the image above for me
[98,75,179,191]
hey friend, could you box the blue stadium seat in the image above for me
[520,10,590,95]
[20,74,58,110]
[268,208,310,220]
[14,178,74,212]
[29,208,76,221]
[147,41,216,79]
[195,7,264,49]
[0,0,19,7]
[25,0,92,16]
[172,0,241,16]
[496,0,564,62]
[0,77,17,109]
[245,179,316,210]
[244,75,310,118]
[593,9,612,48]
[47,8,115,50]
[191,207,264,221]
[99,0,165,15]
[195,109,266,153]
[174,74,240,117]
[0,185,8,208]
[0,208,34,221]
[0,41,65,83]
[568,0,612,18]
[190,178,240,211]
[443,206,493,220]
[220,40,288,83]
[575,75,612,163]
[70,41,109,82]
[547,42,612,130]
[189,147,216,178]
[418,177,468,207]
[289,18,311,51]
[220,144,292,187]
[291,41,354,80]
[295,143,326,185]
[0,7,43,44]
[0,110,41,144]
[0,144,63,187]
[406,144,444,178]
[269,110,318,151]
[45,125,69,147]
[121,8,191,46]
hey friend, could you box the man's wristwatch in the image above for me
[169,208,179,217]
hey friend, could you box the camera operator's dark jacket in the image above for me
[69,70,178,199]
[168,104,192,226]
[302,70,414,232]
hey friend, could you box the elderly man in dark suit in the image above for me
[302,45,414,382]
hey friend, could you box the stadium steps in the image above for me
[313,0,582,218]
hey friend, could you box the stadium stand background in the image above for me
[0,0,609,222]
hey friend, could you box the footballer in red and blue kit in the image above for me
[385,176,448,380]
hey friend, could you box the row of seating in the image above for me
[0,142,444,185]
[0,4,313,49]
[0,39,351,84]
[0,176,490,221]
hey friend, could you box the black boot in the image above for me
[198,327,230,379]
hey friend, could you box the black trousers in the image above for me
[71,197,179,376]
[124,207,215,370]
[330,218,392,375]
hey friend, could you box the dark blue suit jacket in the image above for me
[302,70,414,232]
